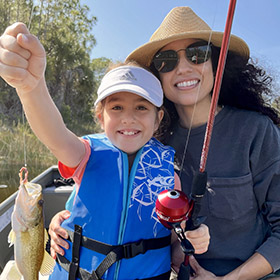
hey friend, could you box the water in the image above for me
[0,163,51,204]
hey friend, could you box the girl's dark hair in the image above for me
[153,106,171,140]
[151,45,280,143]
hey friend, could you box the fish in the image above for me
[4,167,55,280]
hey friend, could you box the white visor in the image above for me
[94,65,163,107]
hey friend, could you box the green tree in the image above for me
[0,0,111,136]
[0,0,34,123]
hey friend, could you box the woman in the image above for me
[126,6,280,280]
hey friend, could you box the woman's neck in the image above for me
[175,104,209,128]
[175,103,223,129]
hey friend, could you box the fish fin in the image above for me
[39,250,56,276]
[39,229,55,276]
[44,228,49,247]
[0,260,22,280]
[7,230,16,247]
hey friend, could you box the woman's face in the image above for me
[159,39,214,114]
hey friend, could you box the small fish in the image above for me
[4,167,55,280]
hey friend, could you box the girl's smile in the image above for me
[99,91,163,155]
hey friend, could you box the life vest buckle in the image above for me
[123,240,146,259]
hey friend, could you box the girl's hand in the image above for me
[48,210,71,259]
[0,22,46,94]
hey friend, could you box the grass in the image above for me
[0,121,57,203]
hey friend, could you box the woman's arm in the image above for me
[224,253,273,280]
[188,253,272,280]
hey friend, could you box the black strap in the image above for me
[59,227,171,279]
[93,245,125,278]
[91,237,169,278]
[57,253,170,280]
[65,228,171,258]
[68,225,82,280]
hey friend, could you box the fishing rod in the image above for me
[187,0,238,233]
[156,0,238,278]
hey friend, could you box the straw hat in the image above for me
[126,6,250,67]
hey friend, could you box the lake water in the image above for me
[0,164,51,204]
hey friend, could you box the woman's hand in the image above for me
[171,224,210,273]
[185,224,210,254]
[48,210,71,259]
[190,256,221,280]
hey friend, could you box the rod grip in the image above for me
[178,262,190,280]
[187,171,207,230]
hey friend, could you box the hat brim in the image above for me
[126,31,250,67]
[94,84,162,107]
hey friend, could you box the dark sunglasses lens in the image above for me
[153,50,178,73]
[186,44,211,64]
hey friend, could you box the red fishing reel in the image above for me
[155,189,193,229]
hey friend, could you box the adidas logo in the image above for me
[119,71,137,81]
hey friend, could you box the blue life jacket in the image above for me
[49,134,175,280]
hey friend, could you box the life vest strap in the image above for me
[68,225,82,280]
[58,226,171,279]
[65,227,171,257]
[57,253,170,280]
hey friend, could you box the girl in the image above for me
[0,22,209,279]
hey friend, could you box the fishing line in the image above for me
[22,111,27,167]
[28,2,36,30]
[21,1,36,167]
[178,1,219,179]
[178,41,212,178]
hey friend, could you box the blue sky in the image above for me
[81,0,280,81]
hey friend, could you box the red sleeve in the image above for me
[58,138,91,187]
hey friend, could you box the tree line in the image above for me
[1,0,279,136]
[0,0,112,135]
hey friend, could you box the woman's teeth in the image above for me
[176,80,198,88]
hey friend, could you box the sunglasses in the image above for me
[152,41,212,73]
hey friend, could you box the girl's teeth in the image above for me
[177,80,198,87]
[123,131,136,135]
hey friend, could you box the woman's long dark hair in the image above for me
[151,45,280,143]
[212,46,280,123]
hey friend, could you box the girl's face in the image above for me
[159,39,214,116]
[99,91,163,156]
